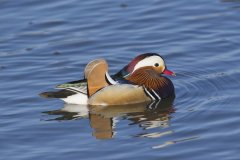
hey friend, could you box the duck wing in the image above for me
[40,79,88,99]
[56,79,88,94]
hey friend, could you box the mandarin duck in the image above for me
[40,53,175,105]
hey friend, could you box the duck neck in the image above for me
[125,68,175,98]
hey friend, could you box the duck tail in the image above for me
[39,90,76,99]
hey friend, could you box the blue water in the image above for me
[1,0,240,159]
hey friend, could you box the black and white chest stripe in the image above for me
[143,86,161,100]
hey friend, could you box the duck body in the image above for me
[40,53,175,106]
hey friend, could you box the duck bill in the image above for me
[163,69,176,76]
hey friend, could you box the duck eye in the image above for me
[154,63,159,67]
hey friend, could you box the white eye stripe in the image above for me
[133,56,165,72]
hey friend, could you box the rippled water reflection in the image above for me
[44,99,175,140]
[1,0,240,159]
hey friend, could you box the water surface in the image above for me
[1,0,240,159]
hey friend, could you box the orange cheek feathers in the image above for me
[153,66,165,74]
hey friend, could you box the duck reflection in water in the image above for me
[43,97,175,139]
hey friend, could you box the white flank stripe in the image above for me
[62,93,88,104]
[105,72,117,85]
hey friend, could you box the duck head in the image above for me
[114,53,175,99]
[116,53,175,78]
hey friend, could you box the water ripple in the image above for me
[1,0,240,159]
